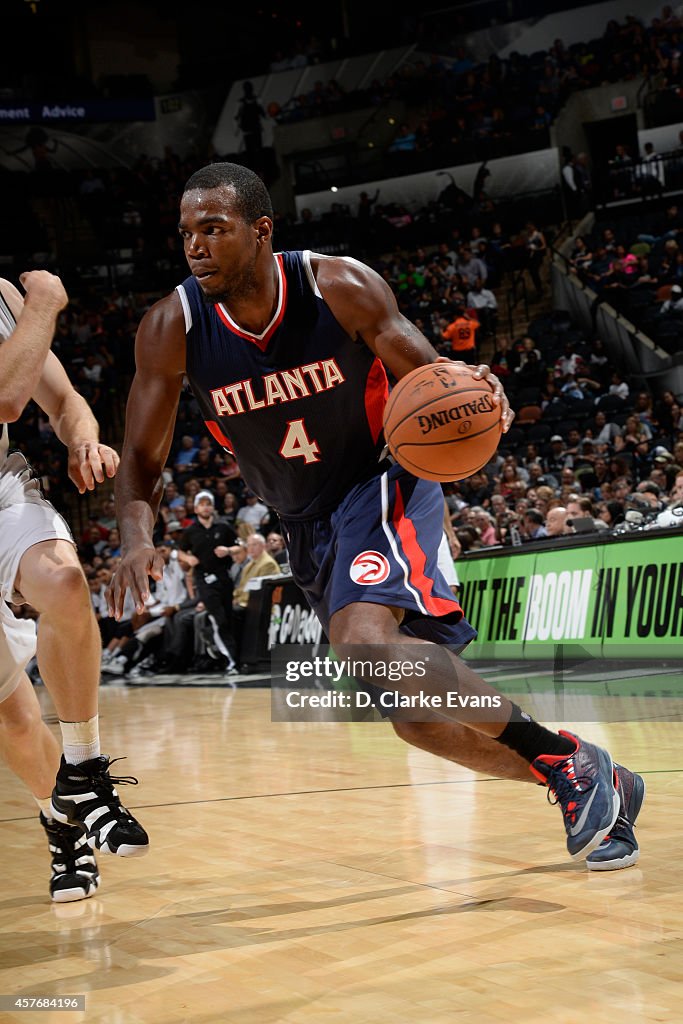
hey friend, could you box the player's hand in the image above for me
[19,270,69,314]
[435,356,514,433]
[447,531,461,559]
[106,546,164,619]
[214,545,231,558]
[68,441,119,494]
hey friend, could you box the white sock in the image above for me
[60,715,101,765]
[34,795,53,818]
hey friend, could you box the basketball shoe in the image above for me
[50,755,149,857]
[40,813,100,903]
[586,764,645,871]
[530,730,620,859]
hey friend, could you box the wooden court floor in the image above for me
[0,677,681,1024]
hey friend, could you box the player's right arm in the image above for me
[109,294,186,618]
[0,272,68,421]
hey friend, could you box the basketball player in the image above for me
[110,164,642,870]
[0,272,149,902]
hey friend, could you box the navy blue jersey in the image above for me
[177,250,389,520]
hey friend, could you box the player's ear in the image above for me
[255,216,273,246]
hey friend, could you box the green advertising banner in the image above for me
[456,531,683,659]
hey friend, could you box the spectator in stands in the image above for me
[178,491,239,674]
[654,471,683,527]
[388,124,417,153]
[545,506,571,537]
[174,435,199,477]
[235,491,270,538]
[228,541,249,586]
[231,533,281,655]
[525,222,547,299]
[640,141,665,189]
[490,336,517,378]
[597,501,624,528]
[609,371,630,401]
[566,497,608,532]
[440,308,479,364]
[266,532,288,567]
[105,543,188,677]
[569,236,593,272]
[466,278,497,337]
[623,414,652,445]
[236,81,266,154]
[609,143,634,198]
[660,283,683,313]
[470,507,498,546]
[515,349,545,389]
[523,508,548,540]
[456,247,488,287]
[497,463,523,498]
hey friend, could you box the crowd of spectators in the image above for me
[567,204,683,352]
[441,303,683,554]
[268,7,683,165]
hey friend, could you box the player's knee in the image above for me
[0,691,42,739]
[38,564,90,616]
[392,720,439,747]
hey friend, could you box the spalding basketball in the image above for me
[383,363,503,482]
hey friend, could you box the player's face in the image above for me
[179,186,271,303]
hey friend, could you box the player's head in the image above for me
[184,162,273,224]
[180,162,274,303]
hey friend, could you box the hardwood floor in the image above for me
[0,680,679,1024]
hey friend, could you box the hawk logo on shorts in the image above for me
[349,550,390,585]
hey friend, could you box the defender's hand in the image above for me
[107,546,164,619]
[435,356,514,432]
[68,441,119,494]
[20,270,69,314]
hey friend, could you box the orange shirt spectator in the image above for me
[442,313,480,359]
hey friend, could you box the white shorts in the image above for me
[437,533,460,589]
[0,451,73,702]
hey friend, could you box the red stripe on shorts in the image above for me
[392,481,462,617]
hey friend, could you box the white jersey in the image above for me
[0,287,14,460]
[0,286,46,510]
[0,283,72,701]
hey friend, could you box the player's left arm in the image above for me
[315,256,513,430]
[32,352,118,493]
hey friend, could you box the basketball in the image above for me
[383,363,502,482]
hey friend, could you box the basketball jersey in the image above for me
[0,288,16,460]
[177,250,389,520]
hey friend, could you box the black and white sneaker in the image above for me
[40,813,100,903]
[50,756,149,857]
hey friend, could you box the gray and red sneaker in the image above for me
[586,764,645,871]
[531,730,620,859]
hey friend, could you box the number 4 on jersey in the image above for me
[279,418,321,463]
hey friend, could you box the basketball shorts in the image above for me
[281,463,476,715]
[0,451,73,702]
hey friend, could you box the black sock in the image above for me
[495,704,576,764]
